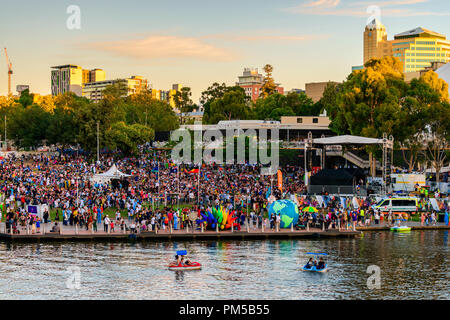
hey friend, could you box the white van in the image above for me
[373,197,418,212]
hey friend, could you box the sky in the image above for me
[1,0,450,102]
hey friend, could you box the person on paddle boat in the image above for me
[184,256,193,266]
[174,255,182,266]
[317,258,326,270]
[304,258,314,269]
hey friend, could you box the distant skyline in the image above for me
[1,0,450,101]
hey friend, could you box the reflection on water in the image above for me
[0,231,448,300]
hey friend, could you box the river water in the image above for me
[0,230,448,300]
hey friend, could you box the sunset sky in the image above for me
[1,0,450,101]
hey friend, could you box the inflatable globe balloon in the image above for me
[268,200,299,228]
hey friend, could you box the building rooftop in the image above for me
[51,64,82,69]
[394,27,446,39]
[366,18,385,31]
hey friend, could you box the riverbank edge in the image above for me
[0,225,448,242]
[0,230,360,242]
[357,225,450,231]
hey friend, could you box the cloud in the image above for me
[84,32,328,62]
[283,0,450,17]
[303,0,341,8]
[87,35,237,62]
[203,33,329,42]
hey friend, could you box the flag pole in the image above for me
[177,163,180,210]
[157,153,160,208]
[197,162,201,206]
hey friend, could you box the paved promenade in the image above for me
[0,222,360,241]
[0,220,448,242]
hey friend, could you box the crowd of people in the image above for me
[0,149,448,235]
[0,149,307,234]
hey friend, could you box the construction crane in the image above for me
[4,48,13,96]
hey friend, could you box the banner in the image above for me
[277,170,283,193]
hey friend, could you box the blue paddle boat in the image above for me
[302,253,328,273]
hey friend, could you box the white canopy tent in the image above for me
[90,164,132,184]
[312,135,383,145]
[304,133,394,195]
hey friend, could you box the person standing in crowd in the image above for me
[374,210,380,225]
[104,215,110,232]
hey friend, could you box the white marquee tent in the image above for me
[90,164,132,184]
[312,135,384,145]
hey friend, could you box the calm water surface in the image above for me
[0,230,448,300]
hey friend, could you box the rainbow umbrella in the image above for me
[302,206,318,213]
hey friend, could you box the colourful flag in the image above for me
[277,170,283,193]
[266,187,271,199]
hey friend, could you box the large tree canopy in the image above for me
[3,86,176,155]
[254,92,319,121]
[323,56,450,175]
[207,88,253,124]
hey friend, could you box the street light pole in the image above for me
[4,115,6,151]
[97,121,100,163]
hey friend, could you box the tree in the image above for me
[422,102,450,184]
[201,84,249,124]
[420,71,449,102]
[46,104,78,149]
[397,96,427,172]
[254,92,319,121]
[17,89,34,108]
[103,80,129,100]
[260,64,277,98]
[173,87,195,124]
[327,56,407,139]
[286,91,317,116]
[208,89,253,123]
[397,76,443,173]
[200,82,230,106]
[8,104,51,149]
[105,122,154,155]
[129,91,179,132]
[254,93,293,120]
[34,95,56,113]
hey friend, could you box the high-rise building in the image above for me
[51,65,84,96]
[89,69,106,83]
[305,82,339,103]
[392,27,450,73]
[363,22,450,73]
[151,89,161,100]
[51,65,106,96]
[286,88,305,95]
[83,76,149,102]
[237,68,284,102]
[364,19,392,64]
